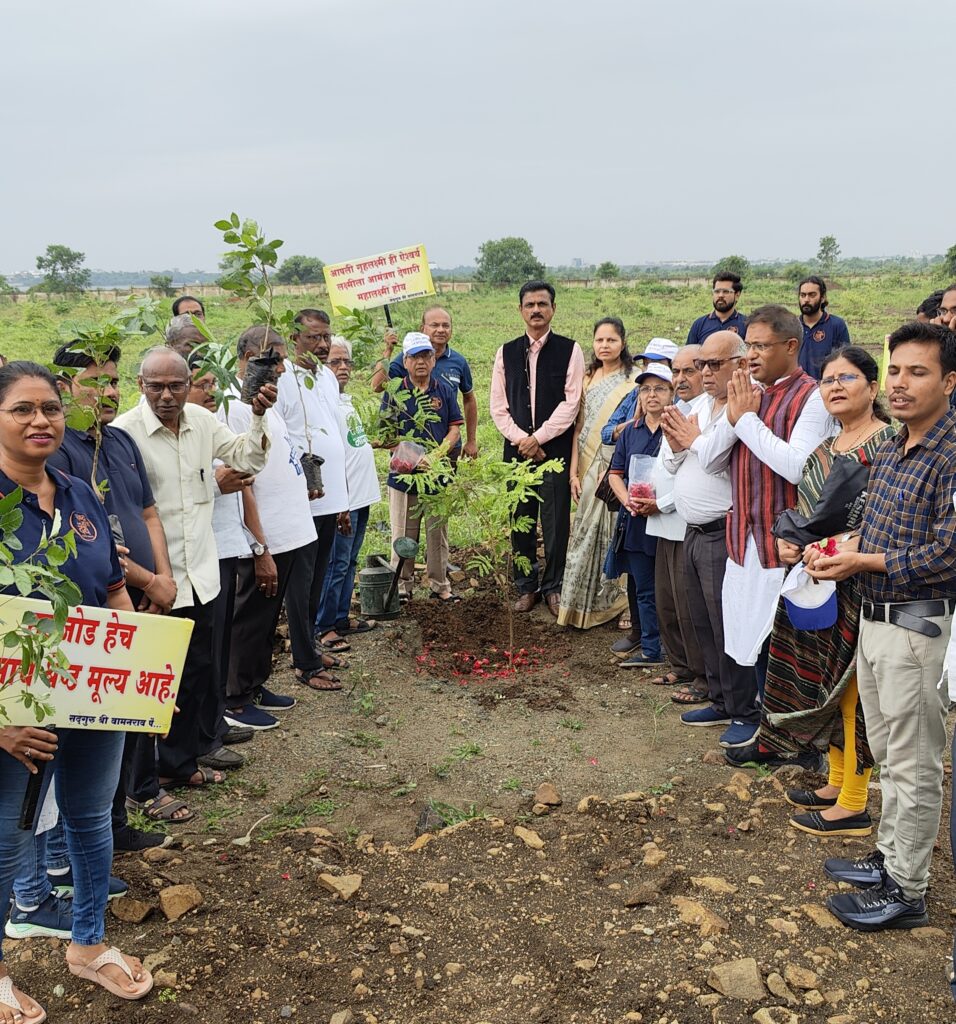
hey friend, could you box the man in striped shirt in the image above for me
[695,306,834,751]
[806,321,956,932]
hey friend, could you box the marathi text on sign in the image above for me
[324,245,436,311]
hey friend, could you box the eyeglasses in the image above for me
[142,381,188,396]
[940,305,956,318]
[746,340,789,354]
[712,288,736,296]
[190,379,216,393]
[820,372,862,388]
[638,385,671,395]
[0,402,65,424]
[693,357,735,371]
[328,358,354,368]
[301,332,333,343]
[672,366,700,376]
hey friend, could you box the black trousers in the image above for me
[227,548,299,707]
[156,591,219,781]
[683,528,760,724]
[210,557,239,739]
[284,514,337,672]
[511,461,571,598]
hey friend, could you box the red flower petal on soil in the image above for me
[588,757,599,766]
[281,873,291,880]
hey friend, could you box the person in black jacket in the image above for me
[490,282,585,616]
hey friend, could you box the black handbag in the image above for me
[595,464,621,512]
[772,454,871,547]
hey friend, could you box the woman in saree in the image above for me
[557,318,635,628]
[726,347,895,838]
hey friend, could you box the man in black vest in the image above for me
[490,281,585,615]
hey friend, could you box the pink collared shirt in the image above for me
[490,330,585,445]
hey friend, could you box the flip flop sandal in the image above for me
[319,634,351,653]
[429,593,461,603]
[670,684,710,706]
[338,618,377,635]
[295,669,343,692]
[125,789,194,823]
[617,612,632,631]
[161,766,226,789]
[67,947,153,1001]
[0,976,47,1024]
[650,672,687,687]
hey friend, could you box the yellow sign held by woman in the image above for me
[0,597,192,733]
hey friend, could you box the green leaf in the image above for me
[230,212,240,228]
[214,219,233,231]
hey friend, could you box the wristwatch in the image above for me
[251,541,267,557]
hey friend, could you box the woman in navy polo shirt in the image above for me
[0,362,152,1019]
[605,365,675,668]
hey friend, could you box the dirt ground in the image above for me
[4,585,956,1024]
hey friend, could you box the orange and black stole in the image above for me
[727,372,818,569]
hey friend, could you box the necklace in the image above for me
[833,416,880,452]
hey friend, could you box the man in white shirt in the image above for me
[115,347,273,789]
[663,332,758,730]
[277,309,350,687]
[693,308,835,751]
[643,345,707,694]
[316,338,382,637]
[222,327,319,723]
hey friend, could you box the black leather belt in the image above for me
[861,598,956,638]
[688,517,727,535]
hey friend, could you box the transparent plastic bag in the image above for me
[389,440,426,474]
[627,453,657,500]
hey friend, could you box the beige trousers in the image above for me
[856,614,951,899]
[388,486,450,597]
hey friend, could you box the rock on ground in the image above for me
[707,958,767,1001]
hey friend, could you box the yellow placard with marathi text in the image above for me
[0,597,192,733]
[323,244,435,311]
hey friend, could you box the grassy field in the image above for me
[0,274,941,552]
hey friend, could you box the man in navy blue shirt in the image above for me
[49,343,181,849]
[380,333,462,601]
[371,306,478,458]
[687,273,748,345]
[797,275,851,379]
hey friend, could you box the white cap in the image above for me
[635,364,674,385]
[641,337,679,363]
[402,332,434,356]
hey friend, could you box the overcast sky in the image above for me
[4,0,953,272]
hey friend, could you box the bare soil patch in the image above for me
[3,592,954,1023]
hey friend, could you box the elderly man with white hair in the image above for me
[315,337,382,637]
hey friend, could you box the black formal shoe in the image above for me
[786,788,838,810]
[112,825,173,852]
[789,809,873,837]
[223,724,254,745]
[823,849,885,889]
[826,874,928,931]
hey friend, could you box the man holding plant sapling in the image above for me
[380,332,463,603]
[221,326,319,714]
[490,281,584,616]
[115,348,273,796]
[277,309,351,688]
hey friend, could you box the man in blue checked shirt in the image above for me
[804,321,956,933]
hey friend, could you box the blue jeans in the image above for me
[622,548,660,660]
[12,819,70,908]
[316,507,369,634]
[0,728,124,956]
